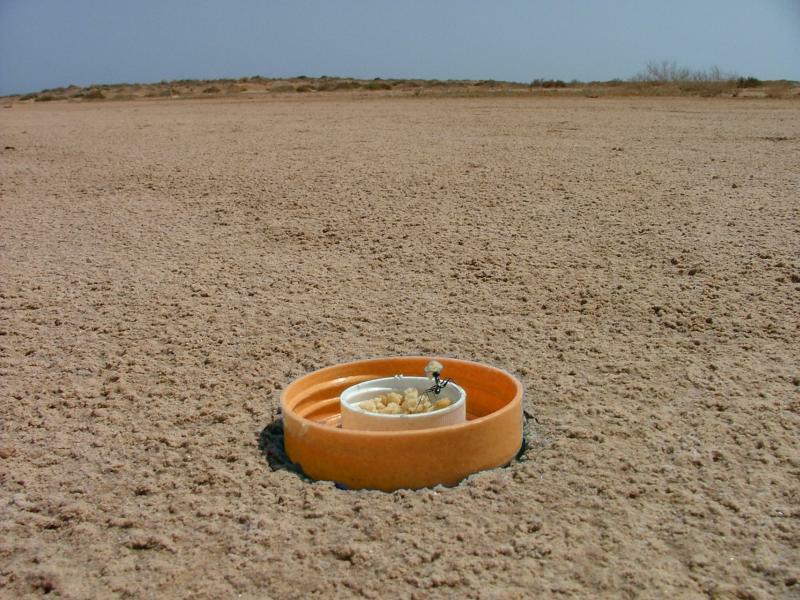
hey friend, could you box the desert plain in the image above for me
[1,94,799,598]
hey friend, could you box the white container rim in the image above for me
[340,375,466,419]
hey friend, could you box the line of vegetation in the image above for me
[6,63,797,102]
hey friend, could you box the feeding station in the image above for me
[280,356,524,491]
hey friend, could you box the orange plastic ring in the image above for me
[281,356,524,491]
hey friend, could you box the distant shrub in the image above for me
[737,76,762,88]
[18,93,37,101]
[675,79,735,97]
[202,86,221,94]
[313,80,363,91]
[335,80,360,90]
[144,87,178,97]
[632,60,690,82]
[530,79,566,88]
[364,81,391,90]
[83,88,105,100]
[295,85,314,92]
[34,94,58,102]
[270,83,295,93]
[632,60,736,84]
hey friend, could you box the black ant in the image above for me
[428,371,451,395]
[418,370,452,406]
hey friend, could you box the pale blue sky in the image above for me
[1,0,798,95]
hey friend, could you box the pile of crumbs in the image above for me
[359,388,452,414]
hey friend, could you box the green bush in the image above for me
[144,87,178,97]
[737,76,762,88]
[529,79,566,88]
[83,88,105,100]
[34,94,58,102]
[18,93,37,101]
[295,85,313,93]
[202,86,221,94]
[313,81,337,91]
[335,80,360,90]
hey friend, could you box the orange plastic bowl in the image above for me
[280,357,523,491]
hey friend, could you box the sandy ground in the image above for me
[1,95,799,599]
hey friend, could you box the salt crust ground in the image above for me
[1,95,798,598]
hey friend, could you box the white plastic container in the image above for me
[340,376,466,431]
